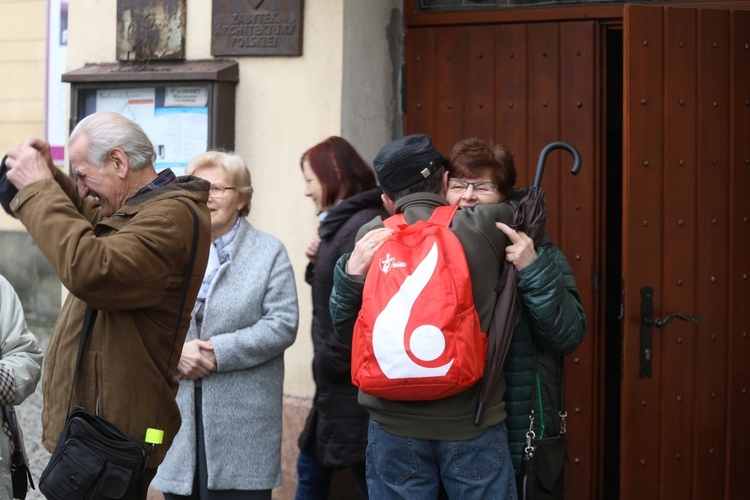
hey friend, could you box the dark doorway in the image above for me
[603,25,623,500]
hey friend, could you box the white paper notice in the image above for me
[165,86,209,107]
[93,87,209,176]
[96,88,157,131]
[151,107,209,175]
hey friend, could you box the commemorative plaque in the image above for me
[117,0,186,61]
[212,0,303,56]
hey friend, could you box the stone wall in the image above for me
[0,231,60,323]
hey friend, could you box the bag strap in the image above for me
[2,405,35,490]
[64,198,200,453]
[383,213,406,229]
[525,347,572,498]
[428,205,459,226]
[153,198,200,430]
[529,346,567,436]
[64,305,98,417]
[383,205,459,230]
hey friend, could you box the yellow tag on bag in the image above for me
[145,428,164,445]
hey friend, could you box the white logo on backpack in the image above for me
[373,242,454,379]
[378,253,406,274]
[351,205,487,401]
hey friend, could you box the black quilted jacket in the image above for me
[297,187,387,468]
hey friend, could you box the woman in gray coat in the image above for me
[152,152,299,500]
[0,274,43,500]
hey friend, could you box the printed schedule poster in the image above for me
[94,86,209,175]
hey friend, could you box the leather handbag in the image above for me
[3,405,34,500]
[39,403,146,499]
[39,198,200,499]
[520,352,570,500]
[521,431,568,500]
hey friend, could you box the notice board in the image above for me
[63,61,238,176]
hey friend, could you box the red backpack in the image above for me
[351,205,488,401]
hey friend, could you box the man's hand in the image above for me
[345,227,393,276]
[5,138,55,190]
[496,222,537,271]
[175,339,217,380]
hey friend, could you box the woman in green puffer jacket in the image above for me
[446,138,586,480]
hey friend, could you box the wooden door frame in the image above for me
[404,0,750,26]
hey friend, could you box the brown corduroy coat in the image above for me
[12,167,211,467]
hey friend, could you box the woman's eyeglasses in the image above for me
[209,185,236,198]
[447,179,499,195]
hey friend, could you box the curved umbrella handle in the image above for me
[533,141,582,189]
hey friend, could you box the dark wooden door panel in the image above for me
[559,21,599,500]
[528,23,564,241]
[661,8,698,500]
[622,5,664,499]
[694,10,731,499]
[464,26,496,139]
[404,27,436,138]
[435,26,467,149]
[622,5,749,499]
[495,24,530,183]
[727,12,750,498]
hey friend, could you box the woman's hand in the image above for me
[305,234,321,261]
[496,222,537,271]
[345,227,393,276]
[175,339,217,380]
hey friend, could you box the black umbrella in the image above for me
[474,141,582,425]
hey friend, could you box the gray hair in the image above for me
[69,112,156,171]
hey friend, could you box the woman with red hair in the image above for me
[296,137,387,499]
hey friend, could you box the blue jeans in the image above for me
[295,446,368,499]
[366,419,518,500]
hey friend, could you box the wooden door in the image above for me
[404,20,601,500]
[620,5,750,499]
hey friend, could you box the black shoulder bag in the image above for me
[3,405,34,499]
[520,350,571,500]
[39,198,200,500]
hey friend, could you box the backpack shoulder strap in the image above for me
[428,205,459,227]
[383,213,407,229]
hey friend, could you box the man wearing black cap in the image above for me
[330,134,519,498]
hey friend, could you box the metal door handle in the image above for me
[643,313,700,328]
[639,286,701,378]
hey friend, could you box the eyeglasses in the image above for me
[447,179,499,195]
[209,185,236,198]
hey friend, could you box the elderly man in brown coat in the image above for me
[3,111,211,499]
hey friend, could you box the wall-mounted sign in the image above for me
[117,0,186,61]
[92,86,209,175]
[63,61,239,176]
[211,0,303,56]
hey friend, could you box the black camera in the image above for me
[0,154,19,216]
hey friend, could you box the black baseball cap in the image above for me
[373,134,445,192]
